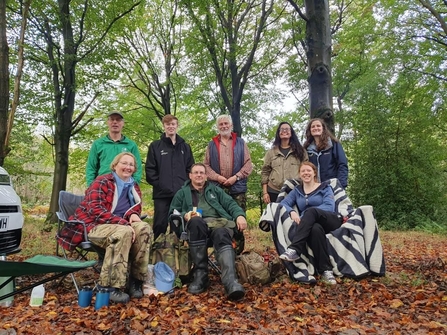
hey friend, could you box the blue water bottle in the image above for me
[78,286,93,308]
[94,288,110,310]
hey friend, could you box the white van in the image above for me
[0,167,24,255]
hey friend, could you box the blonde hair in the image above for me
[110,152,138,173]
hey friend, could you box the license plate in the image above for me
[0,217,7,231]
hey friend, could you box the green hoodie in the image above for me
[86,135,142,186]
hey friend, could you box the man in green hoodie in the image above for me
[170,163,247,300]
[86,111,142,186]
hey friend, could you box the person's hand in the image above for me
[217,175,227,185]
[185,211,200,221]
[223,175,237,187]
[129,213,141,223]
[262,193,270,204]
[290,211,300,224]
[236,216,248,231]
[190,211,200,218]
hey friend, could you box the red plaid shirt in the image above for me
[57,173,142,250]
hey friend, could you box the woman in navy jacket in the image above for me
[304,118,348,188]
[279,162,342,285]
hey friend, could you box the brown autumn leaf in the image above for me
[1,231,447,335]
[96,322,111,331]
[389,299,404,308]
[130,319,145,332]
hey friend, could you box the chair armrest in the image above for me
[168,213,187,240]
[56,211,90,245]
[169,213,183,226]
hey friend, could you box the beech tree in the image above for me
[0,0,30,167]
[182,0,286,136]
[24,0,141,222]
[286,0,334,130]
[113,0,187,126]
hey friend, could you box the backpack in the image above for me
[149,232,191,283]
[235,251,273,285]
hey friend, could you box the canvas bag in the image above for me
[149,232,191,279]
[235,251,272,285]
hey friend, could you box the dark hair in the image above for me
[273,122,306,161]
[303,118,338,151]
[191,163,206,172]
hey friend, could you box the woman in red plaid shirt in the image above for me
[64,152,151,304]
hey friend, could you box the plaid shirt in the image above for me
[204,133,253,180]
[57,173,142,251]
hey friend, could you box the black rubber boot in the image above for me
[216,245,245,300]
[128,277,144,299]
[188,240,209,294]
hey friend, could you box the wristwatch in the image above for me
[236,175,240,181]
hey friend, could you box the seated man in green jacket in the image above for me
[169,163,247,300]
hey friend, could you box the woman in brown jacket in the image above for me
[261,122,308,203]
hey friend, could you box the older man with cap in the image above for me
[86,111,142,186]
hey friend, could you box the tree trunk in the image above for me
[44,0,140,223]
[47,0,77,223]
[0,0,9,167]
[305,0,334,131]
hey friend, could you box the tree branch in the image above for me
[286,0,308,21]
[71,91,100,135]
[418,0,447,36]
[78,1,141,61]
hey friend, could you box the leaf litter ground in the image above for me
[0,231,446,334]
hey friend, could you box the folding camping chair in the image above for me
[169,212,245,275]
[0,255,96,301]
[56,190,104,292]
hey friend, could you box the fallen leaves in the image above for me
[0,231,446,334]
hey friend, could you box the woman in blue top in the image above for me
[304,118,349,188]
[279,161,342,285]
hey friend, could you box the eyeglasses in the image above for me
[118,161,135,167]
[280,128,291,133]
[191,171,206,175]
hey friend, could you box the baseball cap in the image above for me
[107,111,124,119]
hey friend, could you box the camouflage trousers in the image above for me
[88,221,152,288]
[222,189,247,212]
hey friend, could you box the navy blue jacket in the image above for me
[307,140,348,188]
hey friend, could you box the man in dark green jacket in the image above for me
[169,163,247,300]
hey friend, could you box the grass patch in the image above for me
[19,208,274,257]
[21,213,58,257]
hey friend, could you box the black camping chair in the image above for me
[56,190,104,293]
[169,213,245,275]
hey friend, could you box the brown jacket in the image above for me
[261,147,308,191]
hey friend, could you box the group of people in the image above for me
[261,119,348,285]
[59,111,348,305]
[261,119,348,203]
